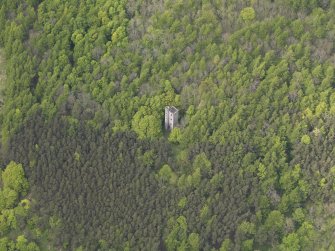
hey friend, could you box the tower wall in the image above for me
[165,106,170,130]
[165,106,178,131]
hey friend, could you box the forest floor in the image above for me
[0,49,5,104]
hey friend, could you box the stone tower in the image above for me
[165,106,178,131]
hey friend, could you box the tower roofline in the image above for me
[166,106,178,114]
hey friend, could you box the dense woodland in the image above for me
[1,0,335,250]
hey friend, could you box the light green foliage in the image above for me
[200,204,209,220]
[278,164,310,212]
[193,153,211,173]
[165,216,188,251]
[0,162,40,249]
[280,164,302,191]
[1,0,335,249]
[265,210,285,235]
[237,221,256,236]
[168,128,182,144]
[320,178,327,188]
[0,188,18,210]
[67,117,79,136]
[242,239,253,251]
[132,107,162,139]
[257,163,266,180]
[296,222,316,249]
[188,233,199,251]
[176,154,210,188]
[240,7,255,22]
[303,108,313,119]
[312,127,321,136]
[219,239,232,251]
[74,151,80,162]
[315,101,327,117]
[292,208,305,224]
[0,237,14,251]
[178,197,187,209]
[2,162,28,195]
[312,65,323,80]
[158,164,177,184]
[165,216,200,251]
[138,150,155,166]
[123,241,131,251]
[112,120,129,134]
[15,235,40,251]
[209,172,224,189]
[301,134,311,145]
[0,209,17,234]
[237,221,256,250]
[98,240,108,250]
[280,233,300,251]
[49,216,61,229]
[187,168,201,187]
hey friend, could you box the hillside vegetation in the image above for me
[0,49,6,103]
[1,0,335,250]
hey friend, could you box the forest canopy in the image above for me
[1,0,335,250]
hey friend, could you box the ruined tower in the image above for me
[165,106,178,131]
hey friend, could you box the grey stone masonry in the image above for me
[165,106,179,131]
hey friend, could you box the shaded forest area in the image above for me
[5,111,259,250]
[1,0,335,250]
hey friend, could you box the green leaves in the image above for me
[158,164,177,184]
[264,210,285,236]
[165,216,200,251]
[0,162,40,249]
[131,107,162,139]
[168,127,182,144]
[301,134,311,145]
[1,162,28,195]
[188,233,199,251]
[280,233,300,251]
[0,188,18,210]
[240,7,256,23]
[1,0,335,249]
